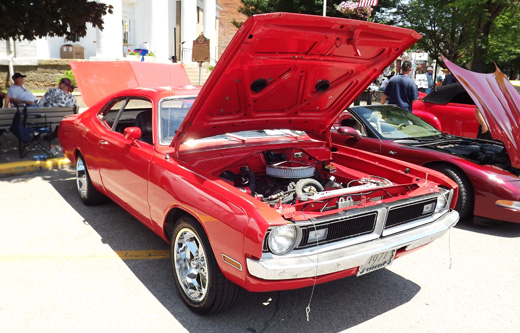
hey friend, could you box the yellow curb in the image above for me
[0,157,71,176]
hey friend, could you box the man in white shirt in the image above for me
[7,73,38,107]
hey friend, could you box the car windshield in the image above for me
[159,97,305,145]
[353,105,443,140]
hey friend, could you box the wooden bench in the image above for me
[0,106,78,133]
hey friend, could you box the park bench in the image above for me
[0,106,77,133]
[0,105,77,157]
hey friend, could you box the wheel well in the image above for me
[423,161,474,200]
[163,208,194,242]
[73,149,82,163]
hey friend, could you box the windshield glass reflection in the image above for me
[353,106,442,140]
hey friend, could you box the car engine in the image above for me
[429,138,520,176]
[219,149,396,211]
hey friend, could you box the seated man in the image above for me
[7,73,39,107]
[39,78,78,108]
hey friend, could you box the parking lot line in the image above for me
[0,250,170,261]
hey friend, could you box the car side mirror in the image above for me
[338,126,361,141]
[124,127,142,141]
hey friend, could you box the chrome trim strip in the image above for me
[246,210,459,280]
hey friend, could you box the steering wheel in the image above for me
[397,123,409,130]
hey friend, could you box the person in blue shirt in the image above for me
[380,60,418,111]
[425,66,434,94]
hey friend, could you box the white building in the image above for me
[0,0,221,71]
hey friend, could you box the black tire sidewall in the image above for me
[431,165,473,219]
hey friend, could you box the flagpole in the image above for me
[323,0,327,16]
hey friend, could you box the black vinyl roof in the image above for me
[422,82,475,105]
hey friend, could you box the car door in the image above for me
[97,97,154,225]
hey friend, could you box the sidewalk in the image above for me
[0,93,87,177]
[0,131,70,178]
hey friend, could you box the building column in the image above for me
[180,0,197,63]
[203,0,216,64]
[148,0,169,61]
[94,0,123,60]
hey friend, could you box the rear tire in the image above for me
[75,154,106,205]
[430,164,473,219]
[171,216,240,314]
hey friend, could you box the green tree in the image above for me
[454,0,520,72]
[488,6,520,70]
[0,0,113,41]
[394,0,473,68]
[394,0,520,71]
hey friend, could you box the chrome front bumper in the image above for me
[247,210,459,280]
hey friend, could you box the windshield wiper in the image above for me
[394,136,438,142]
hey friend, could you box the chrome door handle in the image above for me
[388,150,397,155]
[99,140,109,147]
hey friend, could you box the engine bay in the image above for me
[428,139,520,176]
[217,147,421,213]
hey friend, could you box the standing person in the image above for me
[7,73,39,107]
[380,60,418,112]
[425,66,434,94]
[442,69,456,85]
[39,78,78,108]
[475,107,493,140]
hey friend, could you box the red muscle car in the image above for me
[58,13,458,314]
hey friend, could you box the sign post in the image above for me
[192,34,210,85]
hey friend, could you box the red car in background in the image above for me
[413,83,479,138]
[58,14,459,314]
[332,105,520,223]
[333,59,520,223]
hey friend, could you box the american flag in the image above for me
[358,0,379,6]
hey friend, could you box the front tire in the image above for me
[75,154,106,205]
[171,216,240,314]
[430,164,473,219]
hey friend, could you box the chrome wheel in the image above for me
[76,157,88,199]
[174,228,209,302]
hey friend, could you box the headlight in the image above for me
[268,224,297,255]
[434,188,451,213]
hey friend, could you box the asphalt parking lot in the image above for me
[1,167,519,332]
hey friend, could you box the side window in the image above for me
[99,97,153,135]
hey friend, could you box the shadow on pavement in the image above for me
[38,168,422,332]
[455,216,520,238]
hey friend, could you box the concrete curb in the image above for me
[0,157,71,177]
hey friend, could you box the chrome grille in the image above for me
[297,212,377,249]
[385,198,437,229]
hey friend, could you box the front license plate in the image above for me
[357,249,396,276]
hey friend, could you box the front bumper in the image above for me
[247,210,459,280]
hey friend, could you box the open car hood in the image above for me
[172,12,421,148]
[69,61,191,107]
[443,57,520,168]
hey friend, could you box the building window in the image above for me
[123,18,130,45]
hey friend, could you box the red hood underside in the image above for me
[173,12,421,148]
[443,57,520,169]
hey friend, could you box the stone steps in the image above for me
[183,64,212,85]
